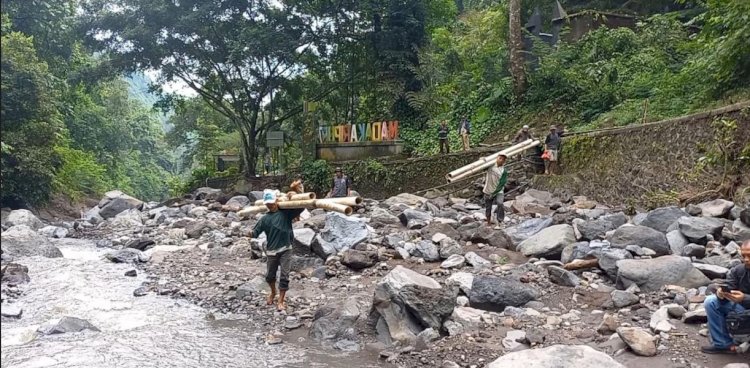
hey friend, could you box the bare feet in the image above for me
[266,293,276,306]
[277,301,287,311]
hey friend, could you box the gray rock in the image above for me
[371,266,441,344]
[682,308,707,324]
[6,209,43,230]
[370,207,401,227]
[611,290,639,308]
[696,199,734,218]
[678,216,725,245]
[1,225,63,258]
[341,249,379,270]
[732,219,750,242]
[616,255,710,291]
[464,251,491,269]
[413,240,440,262]
[236,276,271,298]
[601,212,628,228]
[397,284,456,331]
[547,266,580,287]
[290,255,324,273]
[488,345,625,368]
[641,206,689,233]
[125,238,155,251]
[667,305,687,319]
[692,263,729,279]
[1,304,23,318]
[469,275,538,312]
[292,228,316,255]
[224,195,250,211]
[741,208,750,226]
[468,227,513,248]
[382,193,428,207]
[83,206,104,224]
[38,225,68,239]
[38,316,101,335]
[193,187,222,201]
[577,218,616,241]
[420,222,459,242]
[110,209,143,228]
[99,193,143,219]
[504,217,553,245]
[617,327,657,357]
[1,263,30,284]
[502,329,527,350]
[310,298,361,346]
[650,304,676,333]
[105,248,148,264]
[517,224,576,258]
[312,213,369,258]
[681,243,706,258]
[441,254,466,269]
[398,209,433,230]
[446,272,473,295]
[438,237,462,259]
[609,225,670,256]
[598,248,633,279]
[666,230,689,256]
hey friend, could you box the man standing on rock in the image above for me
[249,190,303,311]
[702,240,750,354]
[438,120,450,154]
[327,167,351,198]
[483,154,508,229]
[458,116,471,151]
[544,125,561,175]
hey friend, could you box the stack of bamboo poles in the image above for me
[445,139,541,183]
[237,192,363,218]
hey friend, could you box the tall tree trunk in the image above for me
[509,0,526,100]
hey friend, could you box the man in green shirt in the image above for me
[249,190,304,310]
[483,154,508,229]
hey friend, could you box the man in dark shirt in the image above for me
[544,125,561,175]
[513,125,534,143]
[438,120,450,154]
[702,240,750,354]
[327,167,351,198]
[249,190,304,310]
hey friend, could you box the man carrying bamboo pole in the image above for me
[248,189,303,311]
[483,154,509,229]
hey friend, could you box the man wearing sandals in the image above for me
[249,190,303,310]
[702,240,750,354]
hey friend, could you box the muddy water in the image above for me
[1,239,384,368]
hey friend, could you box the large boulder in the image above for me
[398,209,433,230]
[382,193,428,208]
[312,213,369,258]
[576,218,616,241]
[341,249,379,270]
[1,225,63,258]
[641,206,689,233]
[397,284,456,331]
[38,317,100,335]
[105,248,148,263]
[696,199,734,218]
[516,224,575,258]
[109,209,143,228]
[5,209,43,230]
[99,193,143,219]
[609,225,670,256]
[732,219,750,242]
[83,206,104,225]
[38,226,68,239]
[741,208,750,227]
[598,248,633,279]
[412,240,440,262]
[488,345,625,368]
[511,189,557,216]
[370,266,441,344]
[468,227,513,249]
[292,228,317,255]
[193,187,222,201]
[310,298,363,349]
[666,230,689,255]
[223,196,250,211]
[438,237,462,259]
[468,275,538,312]
[678,216,725,244]
[369,207,400,227]
[1,263,30,284]
[504,217,553,245]
[616,255,710,291]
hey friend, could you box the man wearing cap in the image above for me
[483,154,508,229]
[544,125,561,175]
[513,125,534,143]
[327,167,351,198]
[249,190,304,310]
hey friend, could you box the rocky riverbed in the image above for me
[2,187,749,368]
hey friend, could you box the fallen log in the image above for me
[563,258,600,271]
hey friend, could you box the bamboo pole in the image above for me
[316,196,363,206]
[253,192,316,206]
[238,197,361,218]
[448,140,540,182]
[446,139,533,180]
[315,202,353,215]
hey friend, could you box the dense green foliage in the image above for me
[1,1,172,206]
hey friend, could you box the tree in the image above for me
[508,0,526,99]
[84,0,337,176]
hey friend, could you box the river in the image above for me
[1,239,383,368]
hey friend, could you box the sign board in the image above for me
[318,121,399,144]
[267,131,284,147]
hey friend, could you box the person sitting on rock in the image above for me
[702,240,750,354]
[482,153,508,229]
[248,190,303,311]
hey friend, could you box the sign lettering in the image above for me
[318,121,399,144]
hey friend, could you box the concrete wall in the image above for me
[533,102,750,208]
[316,141,404,161]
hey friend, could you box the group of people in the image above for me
[438,120,564,176]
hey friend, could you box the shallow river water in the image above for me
[1,239,383,368]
